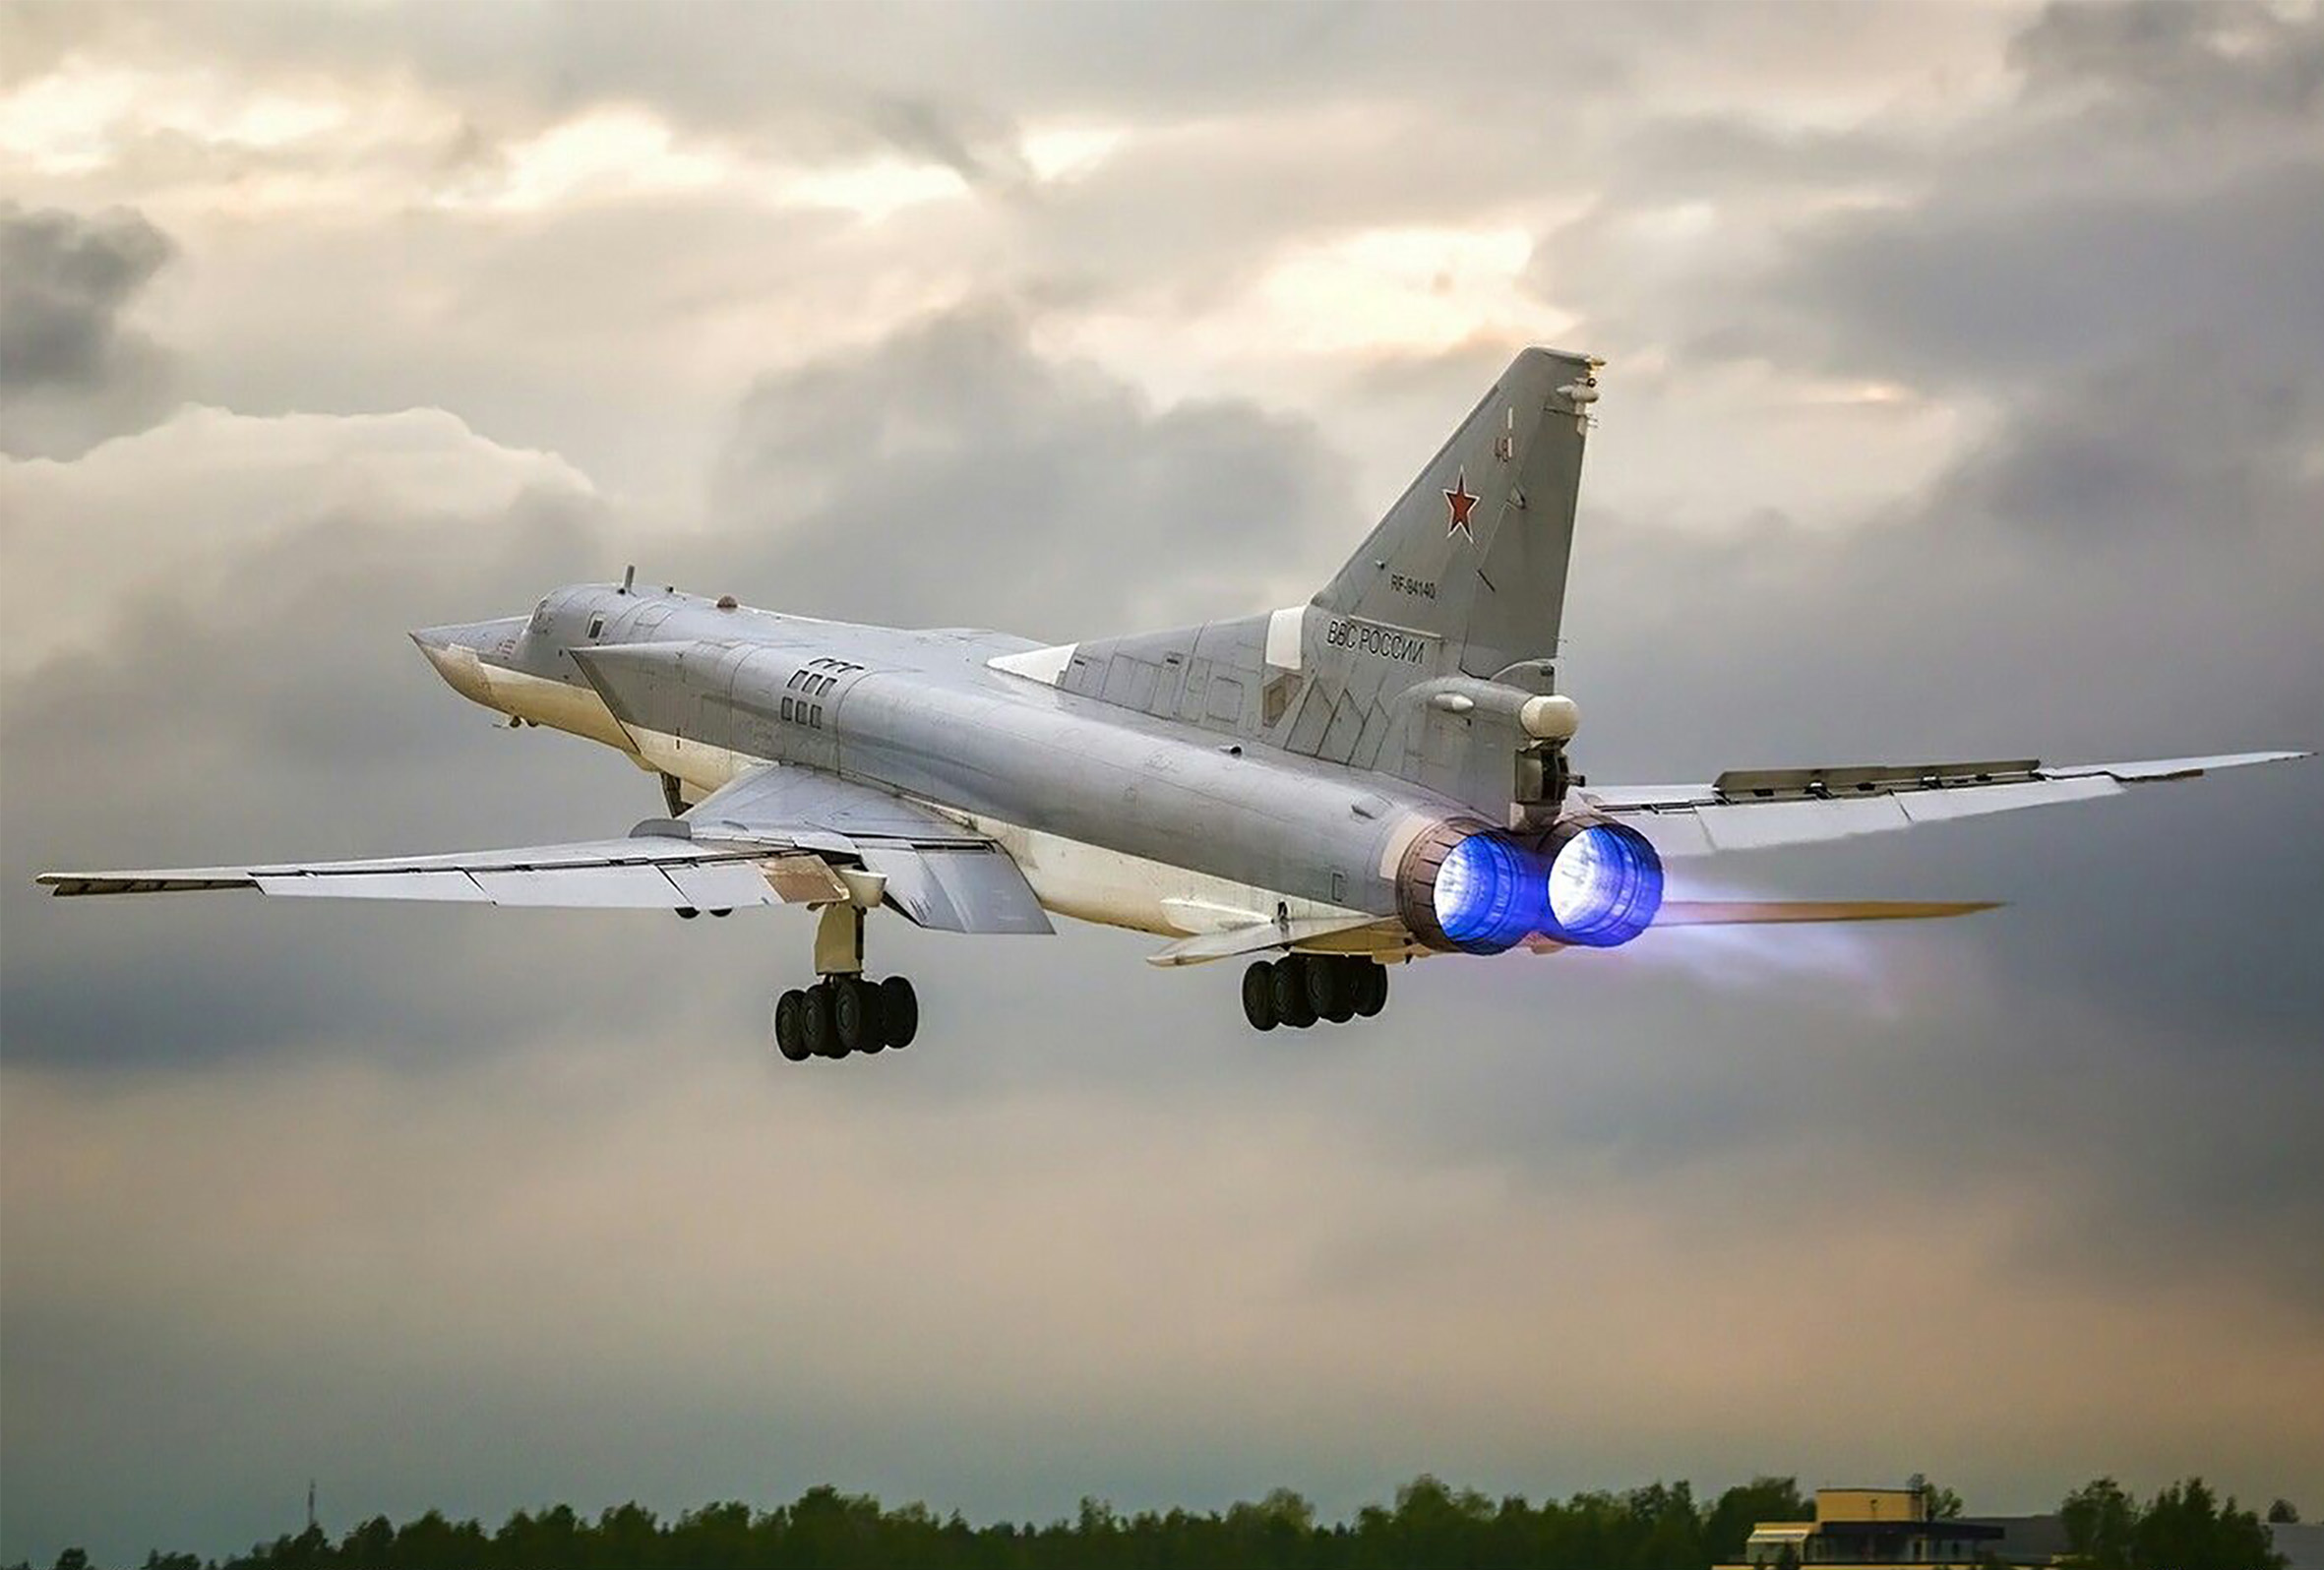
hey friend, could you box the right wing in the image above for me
[1580,751,2307,856]
[39,763,1053,934]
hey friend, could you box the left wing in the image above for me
[36,834,845,909]
[1580,751,2306,857]
[39,763,1053,934]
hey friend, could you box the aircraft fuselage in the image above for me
[414,581,1462,948]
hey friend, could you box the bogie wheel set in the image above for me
[1242,953,1387,1032]
[772,974,919,1061]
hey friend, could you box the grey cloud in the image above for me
[708,303,1360,637]
[2010,0,2324,126]
[0,202,178,457]
[1745,161,2324,388]
[1693,0,2323,390]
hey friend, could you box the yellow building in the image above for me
[1723,1488,2005,1570]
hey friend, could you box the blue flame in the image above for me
[1434,832,1544,951]
[1543,823,1664,947]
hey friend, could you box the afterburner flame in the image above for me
[1542,822,1664,947]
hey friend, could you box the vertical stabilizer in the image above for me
[1315,347,1597,682]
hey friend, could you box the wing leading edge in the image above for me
[1580,751,2307,856]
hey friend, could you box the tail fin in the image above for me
[1316,347,1597,682]
[983,347,1600,809]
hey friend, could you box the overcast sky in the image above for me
[3,2,2321,1562]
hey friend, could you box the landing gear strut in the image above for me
[769,900,921,1062]
[1243,954,1387,1032]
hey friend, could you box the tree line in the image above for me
[13,1473,2297,1570]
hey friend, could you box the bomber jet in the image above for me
[41,348,2306,1058]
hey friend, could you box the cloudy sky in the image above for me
[3,0,2321,1561]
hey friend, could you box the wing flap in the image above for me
[466,865,687,908]
[659,859,783,910]
[1894,774,2118,822]
[859,845,1052,935]
[253,871,489,901]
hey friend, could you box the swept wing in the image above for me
[39,764,1052,935]
[1579,751,2306,856]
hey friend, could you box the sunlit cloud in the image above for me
[440,104,734,211]
[0,62,351,175]
[1254,225,1543,355]
[1021,123,1128,184]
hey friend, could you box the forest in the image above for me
[15,1473,2294,1570]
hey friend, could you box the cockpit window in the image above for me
[586,614,605,639]
[528,600,551,635]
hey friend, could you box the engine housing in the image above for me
[1396,815,1665,954]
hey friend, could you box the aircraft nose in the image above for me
[409,617,521,705]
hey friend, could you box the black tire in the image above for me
[773,990,810,1061]
[878,976,919,1049]
[1353,962,1388,1018]
[833,976,881,1054]
[800,983,839,1057]
[1309,955,1356,1024]
[1270,956,1316,1028]
[1242,961,1279,1031]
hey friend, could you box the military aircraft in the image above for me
[41,348,2306,1059]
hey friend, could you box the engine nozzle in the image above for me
[1396,817,1664,954]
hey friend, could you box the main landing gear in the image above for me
[769,900,920,1063]
[1241,953,1387,1032]
[772,974,919,1061]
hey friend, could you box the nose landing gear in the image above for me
[1242,953,1387,1032]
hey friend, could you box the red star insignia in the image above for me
[1444,468,1479,540]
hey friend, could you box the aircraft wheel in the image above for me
[800,983,840,1057]
[878,976,919,1049]
[772,990,811,1061]
[832,977,882,1055]
[854,979,888,1054]
[1270,956,1317,1028]
[1309,955,1357,1024]
[1242,961,1279,1031]
[1353,962,1388,1018]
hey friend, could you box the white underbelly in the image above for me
[952,813,1378,941]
